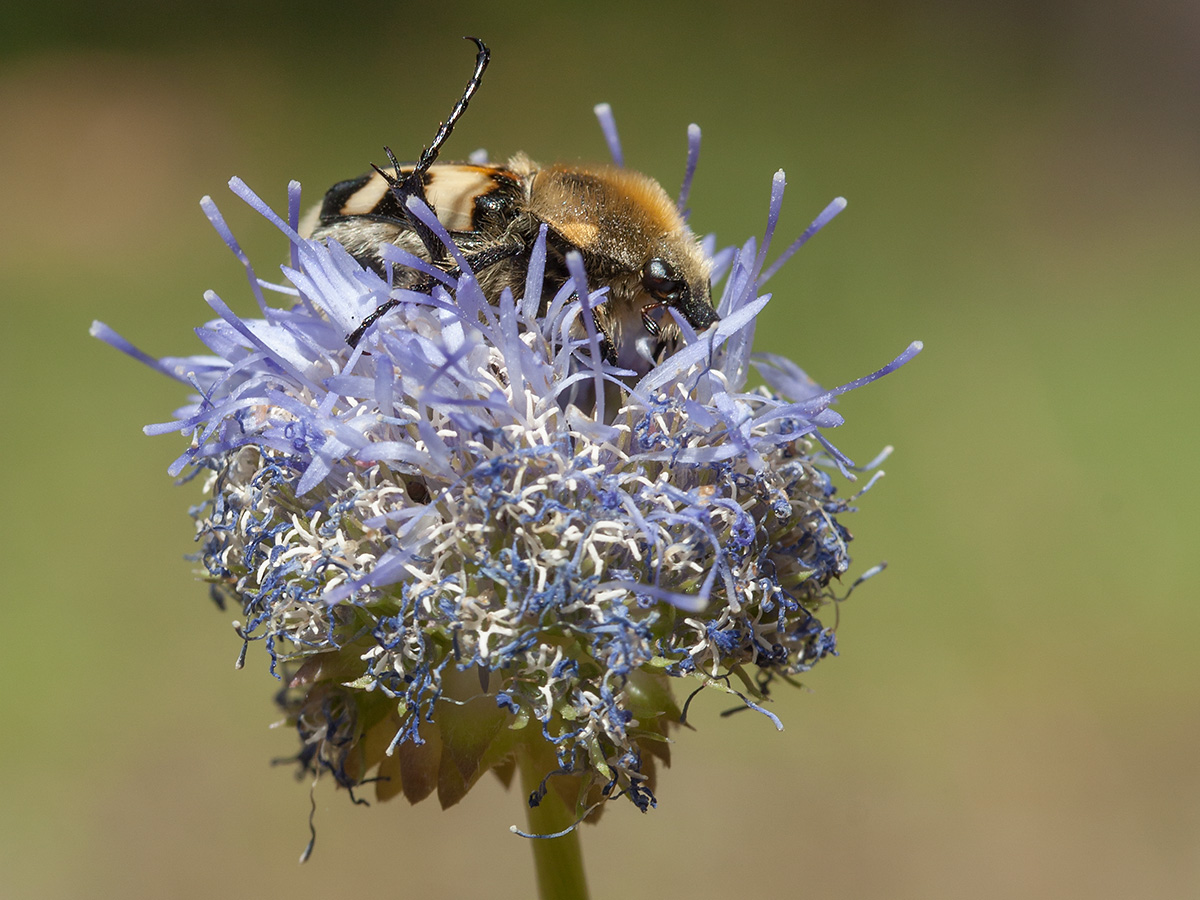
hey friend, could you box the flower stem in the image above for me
[517,742,591,900]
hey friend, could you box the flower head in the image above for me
[93,117,919,828]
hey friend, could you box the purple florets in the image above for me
[92,116,919,823]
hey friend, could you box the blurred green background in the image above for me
[3,1,1198,897]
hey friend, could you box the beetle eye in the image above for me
[642,257,684,301]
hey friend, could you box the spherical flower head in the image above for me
[92,117,920,828]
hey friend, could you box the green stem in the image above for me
[517,742,591,900]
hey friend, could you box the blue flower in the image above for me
[92,116,919,826]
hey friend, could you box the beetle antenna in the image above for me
[414,36,490,178]
[376,37,491,262]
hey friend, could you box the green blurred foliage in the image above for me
[3,2,1198,898]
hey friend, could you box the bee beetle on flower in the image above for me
[93,33,920,891]
[303,37,717,377]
